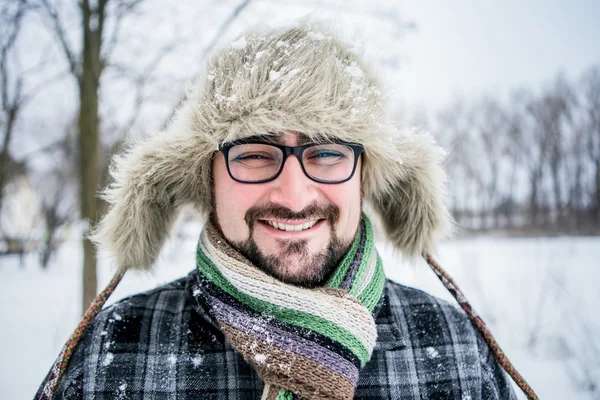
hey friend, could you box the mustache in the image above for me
[245,203,339,229]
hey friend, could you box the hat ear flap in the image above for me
[366,132,453,257]
[92,130,215,271]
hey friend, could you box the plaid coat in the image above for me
[36,271,517,399]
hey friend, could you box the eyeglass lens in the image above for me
[227,143,357,183]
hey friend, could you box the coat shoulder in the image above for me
[378,279,517,400]
[384,279,472,327]
[100,274,189,314]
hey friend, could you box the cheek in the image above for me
[213,157,262,242]
[321,181,362,240]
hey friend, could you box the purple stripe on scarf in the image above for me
[207,295,359,383]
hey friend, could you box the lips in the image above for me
[261,219,321,232]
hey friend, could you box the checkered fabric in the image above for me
[36,271,517,399]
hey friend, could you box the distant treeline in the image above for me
[429,66,600,235]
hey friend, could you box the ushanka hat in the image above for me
[38,24,538,400]
[94,24,452,271]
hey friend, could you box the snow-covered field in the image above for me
[1,227,598,399]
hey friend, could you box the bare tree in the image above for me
[500,97,527,229]
[523,76,576,228]
[436,100,475,227]
[471,97,510,228]
[516,91,551,227]
[549,76,576,223]
[0,1,33,214]
[564,98,588,232]
[37,124,78,268]
[1,0,70,217]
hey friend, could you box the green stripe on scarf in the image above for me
[326,225,362,288]
[348,223,375,298]
[277,389,294,400]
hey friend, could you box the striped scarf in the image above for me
[195,214,385,400]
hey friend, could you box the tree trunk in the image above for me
[571,161,583,233]
[529,172,540,227]
[506,162,518,228]
[78,0,104,314]
[595,160,600,226]
[550,161,562,225]
[79,73,100,312]
[0,108,17,214]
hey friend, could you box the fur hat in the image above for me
[94,24,452,271]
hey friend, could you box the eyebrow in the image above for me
[242,133,315,145]
[295,134,315,145]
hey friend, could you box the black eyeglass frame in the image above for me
[219,139,365,184]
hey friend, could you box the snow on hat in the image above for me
[93,24,452,271]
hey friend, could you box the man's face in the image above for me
[212,131,363,287]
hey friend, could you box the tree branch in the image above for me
[1,1,29,111]
[102,0,144,64]
[0,0,28,56]
[20,70,70,106]
[38,0,79,77]
[19,37,57,78]
[109,36,181,140]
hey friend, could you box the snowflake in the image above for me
[307,32,326,41]
[254,354,267,364]
[426,347,439,358]
[103,353,114,366]
[269,70,282,81]
[191,355,204,368]
[231,37,247,50]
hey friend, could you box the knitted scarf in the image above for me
[194,214,385,400]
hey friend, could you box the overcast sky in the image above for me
[395,0,600,111]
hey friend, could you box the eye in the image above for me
[314,150,343,158]
[227,143,282,165]
[233,152,273,161]
[306,147,347,161]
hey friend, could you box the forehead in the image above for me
[242,132,321,146]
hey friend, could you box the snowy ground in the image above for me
[1,225,598,399]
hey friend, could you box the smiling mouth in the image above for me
[260,219,323,232]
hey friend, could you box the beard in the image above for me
[212,203,354,288]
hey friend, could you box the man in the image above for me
[37,25,517,399]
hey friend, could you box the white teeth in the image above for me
[266,220,318,232]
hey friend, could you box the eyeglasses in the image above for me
[219,140,364,184]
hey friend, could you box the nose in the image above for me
[268,155,318,211]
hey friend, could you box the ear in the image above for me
[365,130,453,257]
[92,129,215,271]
